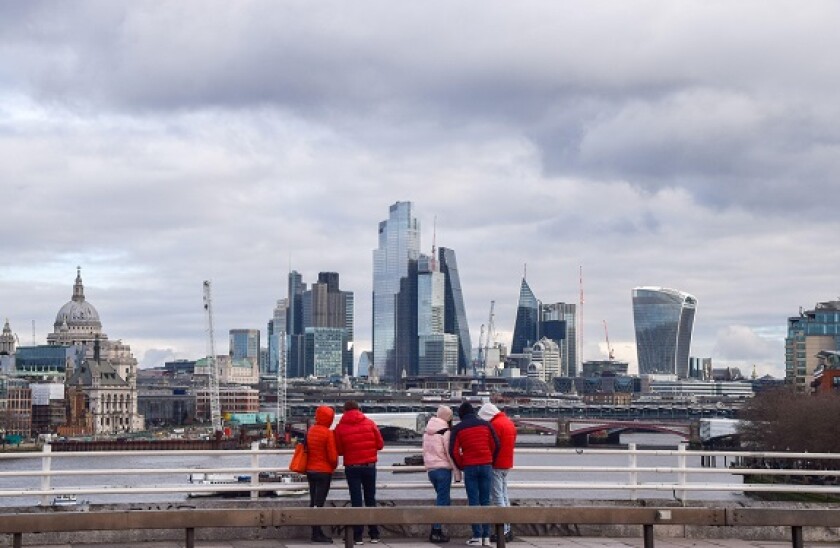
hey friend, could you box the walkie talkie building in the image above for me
[632,287,696,377]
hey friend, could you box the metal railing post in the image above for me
[628,443,638,501]
[39,443,52,506]
[643,523,655,548]
[791,525,803,548]
[676,442,687,503]
[495,523,506,548]
[185,527,194,548]
[250,441,260,500]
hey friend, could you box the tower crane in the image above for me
[474,324,486,378]
[202,281,223,436]
[603,320,615,361]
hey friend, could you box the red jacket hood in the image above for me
[315,405,335,427]
[339,408,366,425]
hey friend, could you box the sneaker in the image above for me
[482,538,493,546]
[489,532,513,543]
[354,541,364,546]
[430,531,450,543]
[466,538,483,546]
[369,538,380,544]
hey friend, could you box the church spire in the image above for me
[72,266,85,302]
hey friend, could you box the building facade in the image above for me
[632,287,697,377]
[510,278,577,377]
[439,247,472,375]
[46,268,144,432]
[786,300,840,389]
[229,329,260,373]
[372,201,421,383]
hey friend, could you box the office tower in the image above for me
[786,299,840,390]
[632,287,697,377]
[301,272,354,378]
[527,338,561,382]
[417,254,459,376]
[510,277,578,379]
[541,302,577,377]
[511,278,540,354]
[229,329,260,371]
[372,201,420,383]
[267,298,288,376]
[439,247,472,374]
[286,271,307,378]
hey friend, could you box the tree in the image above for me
[738,387,840,453]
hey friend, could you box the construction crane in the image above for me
[202,280,223,436]
[474,324,486,377]
[603,320,615,361]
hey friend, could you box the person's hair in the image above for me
[343,400,360,411]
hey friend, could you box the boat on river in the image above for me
[188,472,308,498]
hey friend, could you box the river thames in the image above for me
[0,433,743,507]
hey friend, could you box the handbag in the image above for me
[288,440,308,473]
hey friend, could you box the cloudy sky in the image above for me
[2,1,839,377]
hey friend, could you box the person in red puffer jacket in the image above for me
[478,402,517,542]
[305,405,338,544]
[334,400,384,545]
[449,402,499,546]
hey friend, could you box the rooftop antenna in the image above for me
[431,215,438,270]
[31,320,36,346]
[579,265,584,367]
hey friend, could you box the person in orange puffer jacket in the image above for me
[306,405,339,544]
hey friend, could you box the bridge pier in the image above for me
[555,419,571,447]
[689,421,701,448]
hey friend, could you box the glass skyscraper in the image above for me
[439,247,472,374]
[373,201,420,383]
[632,287,697,377]
[511,278,540,354]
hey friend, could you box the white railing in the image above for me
[2,442,840,507]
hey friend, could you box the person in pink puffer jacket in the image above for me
[422,405,462,544]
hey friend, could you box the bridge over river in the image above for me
[286,412,724,447]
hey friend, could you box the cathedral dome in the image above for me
[53,267,102,332]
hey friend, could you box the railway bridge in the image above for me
[512,417,700,446]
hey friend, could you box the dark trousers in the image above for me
[307,472,332,537]
[345,465,380,540]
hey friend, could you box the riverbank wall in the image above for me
[2,498,839,546]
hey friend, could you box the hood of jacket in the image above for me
[425,416,449,435]
[315,405,335,427]
[339,408,366,425]
[478,403,501,421]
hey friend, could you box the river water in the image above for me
[0,433,744,508]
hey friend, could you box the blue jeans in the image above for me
[427,468,452,530]
[491,468,510,534]
[463,464,492,538]
[345,465,380,540]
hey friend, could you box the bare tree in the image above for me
[739,387,840,454]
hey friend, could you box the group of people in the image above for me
[301,399,516,546]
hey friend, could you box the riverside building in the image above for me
[786,299,840,390]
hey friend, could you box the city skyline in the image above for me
[3,3,840,378]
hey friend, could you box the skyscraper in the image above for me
[511,278,540,354]
[266,298,288,376]
[510,277,577,378]
[372,201,420,383]
[632,287,697,377]
[439,247,472,374]
[417,253,459,376]
[286,271,307,378]
[302,272,354,378]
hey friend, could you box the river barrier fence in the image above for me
[3,444,840,547]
